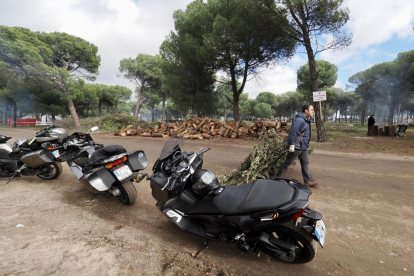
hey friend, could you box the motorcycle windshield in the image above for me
[159,138,185,160]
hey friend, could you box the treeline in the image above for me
[1,0,362,131]
[348,51,414,125]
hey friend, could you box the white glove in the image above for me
[289,145,295,153]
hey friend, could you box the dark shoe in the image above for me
[304,181,318,187]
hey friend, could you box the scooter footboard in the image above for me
[161,206,211,239]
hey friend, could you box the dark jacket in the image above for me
[288,112,311,151]
[368,116,375,126]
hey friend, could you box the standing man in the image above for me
[367,115,375,136]
[277,104,318,187]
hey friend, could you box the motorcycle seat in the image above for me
[213,179,295,216]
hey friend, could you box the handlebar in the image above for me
[161,175,178,191]
[197,147,211,155]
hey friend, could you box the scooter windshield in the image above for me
[159,138,185,160]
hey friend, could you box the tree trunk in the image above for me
[151,103,155,123]
[388,99,394,126]
[361,104,367,126]
[52,114,56,121]
[67,98,81,126]
[2,105,8,125]
[162,97,166,122]
[11,101,17,127]
[115,101,118,113]
[134,84,145,119]
[98,100,102,117]
[345,109,347,123]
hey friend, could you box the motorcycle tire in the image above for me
[117,181,137,205]
[262,222,317,264]
[36,161,63,180]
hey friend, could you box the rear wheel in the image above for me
[263,222,317,264]
[36,162,63,180]
[117,181,137,205]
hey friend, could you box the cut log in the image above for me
[276,120,282,130]
[194,115,200,124]
[141,132,151,137]
[189,130,199,135]
[218,126,226,136]
[230,132,237,139]
[384,125,390,136]
[389,126,396,137]
[264,120,277,128]
[120,132,127,137]
[201,133,211,139]
[373,125,379,136]
[151,133,163,138]
[378,128,383,136]
[183,134,190,139]
[195,118,208,130]
[237,127,249,137]
[190,134,203,140]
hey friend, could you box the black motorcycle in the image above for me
[140,139,326,264]
[55,130,148,205]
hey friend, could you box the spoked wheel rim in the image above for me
[36,162,62,180]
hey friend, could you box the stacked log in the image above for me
[114,117,291,139]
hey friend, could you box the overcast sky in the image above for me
[1,0,413,99]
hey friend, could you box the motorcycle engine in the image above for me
[1,164,16,175]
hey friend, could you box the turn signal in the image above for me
[106,156,128,169]
[47,146,54,151]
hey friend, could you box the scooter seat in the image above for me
[213,179,295,216]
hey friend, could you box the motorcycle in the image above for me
[139,139,326,264]
[56,128,148,205]
[0,134,64,183]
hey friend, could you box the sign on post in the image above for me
[313,91,326,102]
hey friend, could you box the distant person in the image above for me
[368,115,375,136]
[276,104,318,187]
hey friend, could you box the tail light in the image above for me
[106,156,128,169]
[291,202,310,220]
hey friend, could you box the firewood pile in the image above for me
[114,115,291,139]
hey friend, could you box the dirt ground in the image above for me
[1,128,413,276]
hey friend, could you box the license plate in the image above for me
[52,150,60,158]
[314,219,327,247]
[113,165,133,181]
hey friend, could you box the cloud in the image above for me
[0,0,193,91]
[320,0,414,64]
[242,65,297,98]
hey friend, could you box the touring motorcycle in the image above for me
[140,139,326,264]
[55,129,148,205]
[0,134,64,182]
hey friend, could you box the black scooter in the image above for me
[139,140,326,264]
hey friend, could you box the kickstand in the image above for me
[88,193,99,202]
[5,173,16,184]
[193,239,210,259]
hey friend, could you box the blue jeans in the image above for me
[276,150,314,183]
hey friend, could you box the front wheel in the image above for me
[36,162,63,180]
[262,222,317,264]
[117,181,137,205]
